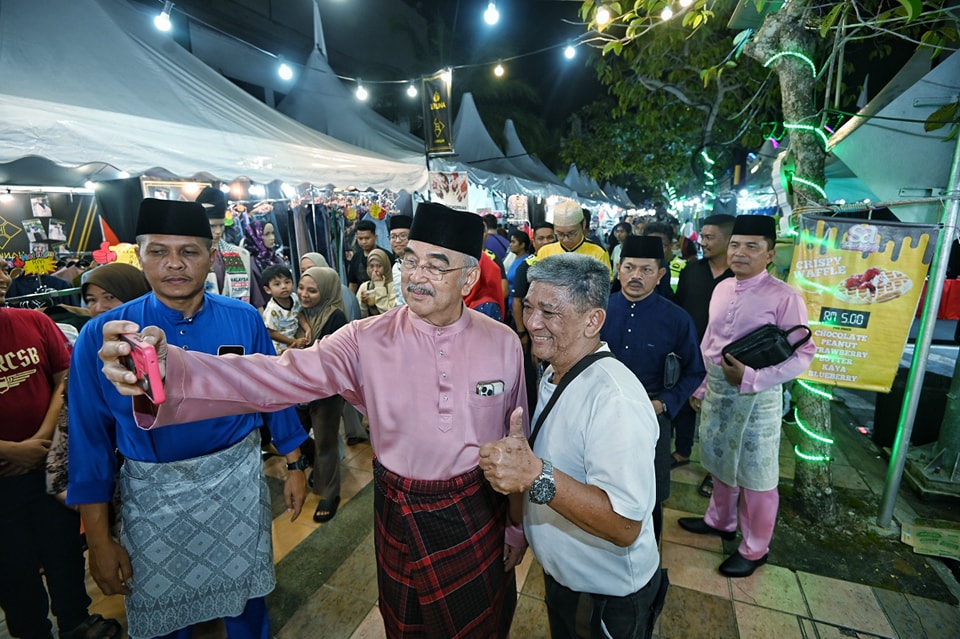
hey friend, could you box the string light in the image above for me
[661,6,674,20]
[791,176,827,199]
[793,408,835,445]
[355,80,368,101]
[278,62,293,81]
[494,62,505,77]
[484,1,499,26]
[763,51,817,78]
[783,122,829,150]
[700,150,715,165]
[596,6,611,26]
[154,1,173,32]
[0,189,13,203]
[564,44,576,59]
[679,0,693,6]
[797,379,834,401]
[406,83,418,98]
[794,445,831,462]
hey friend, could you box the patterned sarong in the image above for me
[373,459,516,639]
[120,431,274,638]
[699,363,783,491]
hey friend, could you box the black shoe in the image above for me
[678,517,736,540]
[346,436,368,446]
[719,551,768,577]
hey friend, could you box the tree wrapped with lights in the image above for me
[579,0,959,525]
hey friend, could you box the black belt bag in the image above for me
[721,324,812,370]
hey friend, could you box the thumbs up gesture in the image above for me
[479,407,539,495]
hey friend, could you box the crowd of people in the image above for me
[1,193,815,639]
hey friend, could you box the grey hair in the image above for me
[456,254,480,286]
[528,253,609,312]
[136,235,213,251]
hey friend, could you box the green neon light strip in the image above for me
[700,150,715,165]
[797,379,834,401]
[794,445,831,462]
[794,409,835,445]
[764,51,817,78]
[784,122,829,150]
[792,176,827,199]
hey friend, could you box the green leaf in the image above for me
[897,0,922,23]
[924,101,958,133]
[820,3,844,39]
[944,125,958,143]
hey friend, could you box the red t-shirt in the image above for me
[0,308,71,442]
[464,252,506,320]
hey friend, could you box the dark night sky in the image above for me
[401,0,604,130]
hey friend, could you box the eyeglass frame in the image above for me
[555,228,584,241]
[399,257,470,281]
[389,232,410,241]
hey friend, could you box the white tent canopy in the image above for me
[276,4,427,167]
[502,119,575,197]
[0,0,427,192]
[444,93,568,198]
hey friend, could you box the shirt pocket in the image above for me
[467,391,508,432]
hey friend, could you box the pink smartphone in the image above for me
[120,334,166,404]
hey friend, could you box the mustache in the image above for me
[406,283,435,297]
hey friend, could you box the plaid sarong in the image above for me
[373,459,516,639]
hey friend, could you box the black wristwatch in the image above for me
[286,455,309,471]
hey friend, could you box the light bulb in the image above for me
[596,7,611,25]
[484,1,499,26]
[278,63,293,81]
[564,45,576,60]
[154,2,173,32]
[406,84,418,98]
[680,0,693,7]
[494,63,504,77]
[356,82,368,101]
[0,190,13,203]
[661,6,674,20]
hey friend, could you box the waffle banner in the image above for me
[787,215,939,393]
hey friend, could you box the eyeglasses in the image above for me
[389,232,409,241]
[555,229,583,240]
[399,258,468,281]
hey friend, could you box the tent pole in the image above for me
[877,131,960,527]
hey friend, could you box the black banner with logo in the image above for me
[421,70,454,156]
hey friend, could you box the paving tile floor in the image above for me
[4,410,959,639]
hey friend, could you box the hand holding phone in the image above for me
[120,334,166,404]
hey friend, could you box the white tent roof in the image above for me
[0,0,427,192]
[277,18,427,165]
[502,119,575,197]
[448,93,568,198]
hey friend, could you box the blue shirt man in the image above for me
[68,198,306,639]
[603,235,705,542]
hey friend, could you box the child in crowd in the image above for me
[261,264,308,353]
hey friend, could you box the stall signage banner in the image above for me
[787,215,939,392]
[422,71,454,155]
[429,172,469,210]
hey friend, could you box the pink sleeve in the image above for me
[134,325,363,430]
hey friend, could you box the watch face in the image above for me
[529,476,556,505]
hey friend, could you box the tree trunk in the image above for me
[744,3,837,523]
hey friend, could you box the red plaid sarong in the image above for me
[373,459,516,638]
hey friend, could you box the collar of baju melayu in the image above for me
[562,237,586,252]
[733,269,771,290]
[405,302,473,337]
[618,289,658,311]
[145,291,208,323]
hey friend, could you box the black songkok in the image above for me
[135,198,213,239]
[196,186,227,220]
[731,215,776,244]
[389,214,413,231]
[409,202,483,260]
[620,235,664,261]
